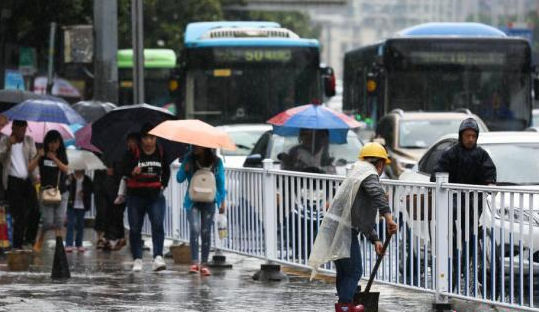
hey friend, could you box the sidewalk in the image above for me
[0,230,523,312]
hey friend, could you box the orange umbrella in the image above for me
[149,119,236,151]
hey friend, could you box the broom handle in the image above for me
[365,233,392,293]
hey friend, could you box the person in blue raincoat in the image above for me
[176,145,226,276]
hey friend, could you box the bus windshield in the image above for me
[186,47,320,125]
[385,39,531,131]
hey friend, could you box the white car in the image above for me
[216,124,272,168]
[400,132,539,275]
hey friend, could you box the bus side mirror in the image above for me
[533,65,539,100]
[320,65,336,97]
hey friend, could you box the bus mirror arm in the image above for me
[533,65,539,100]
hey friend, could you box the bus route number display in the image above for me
[410,51,506,66]
[214,49,292,63]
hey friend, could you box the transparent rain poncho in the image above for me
[308,161,377,280]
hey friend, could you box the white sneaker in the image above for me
[152,256,166,271]
[132,259,143,272]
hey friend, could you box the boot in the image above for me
[51,236,70,279]
[335,302,364,312]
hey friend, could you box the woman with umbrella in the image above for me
[29,130,69,253]
[150,119,234,276]
[176,145,226,276]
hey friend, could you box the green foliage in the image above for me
[225,10,320,39]
[117,0,226,51]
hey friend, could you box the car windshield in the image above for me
[269,132,363,165]
[481,143,539,184]
[399,119,464,148]
[222,129,268,156]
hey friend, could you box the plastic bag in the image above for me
[217,214,228,239]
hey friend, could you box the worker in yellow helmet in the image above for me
[309,142,397,312]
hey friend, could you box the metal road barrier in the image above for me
[127,161,539,311]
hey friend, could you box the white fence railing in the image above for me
[136,162,539,311]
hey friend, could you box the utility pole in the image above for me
[131,0,144,104]
[46,22,56,95]
[93,0,118,104]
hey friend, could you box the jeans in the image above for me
[127,193,165,260]
[7,176,33,249]
[334,230,363,303]
[40,192,68,231]
[66,208,86,247]
[187,203,215,263]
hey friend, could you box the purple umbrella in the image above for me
[75,123,101,153]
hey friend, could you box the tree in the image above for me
[117,0,227,51]
[224,10,320,39]
[2,0,93,73]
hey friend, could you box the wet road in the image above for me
[0,232,527,311]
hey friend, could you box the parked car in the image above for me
[375,109,488,178]
[216,124,272,168]
[400,131,539,276]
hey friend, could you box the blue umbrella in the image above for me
[2,98,86,125]
[267,104,364,143]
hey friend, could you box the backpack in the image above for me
[188,161,216,203]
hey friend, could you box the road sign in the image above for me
[18,47,36,76]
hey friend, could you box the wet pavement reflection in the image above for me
[0,232,524,312]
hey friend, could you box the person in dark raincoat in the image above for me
[431,117,498,297]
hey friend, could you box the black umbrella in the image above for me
[72,100,117,123]
[0,89,67,112]
[91,104,185,165]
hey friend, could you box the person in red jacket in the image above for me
[120,123,170,272]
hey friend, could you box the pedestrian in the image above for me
[31,130,69,253]
[65,169,93,252]
[114,132,140,205]
[281,128,336,174]
[0,120,38,250]
[92,166,109,249]
[430,117,498,297]
[176,145,226,276]
[120,123,169,272]
[308,142,398,312]
[102,161,127,251]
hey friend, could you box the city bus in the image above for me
[118,48,178,107]
[343,23,533,131]
[180,21,335,124]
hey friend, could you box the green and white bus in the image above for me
[118,48,178,107]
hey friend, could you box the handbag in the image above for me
[41,172,62,205]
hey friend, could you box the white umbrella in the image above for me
[67,149,106,171]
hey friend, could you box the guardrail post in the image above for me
[263,159,277,260]
[253,159,287,281]
[434,172,452,311]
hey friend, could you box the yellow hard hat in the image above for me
[359,142,391,164]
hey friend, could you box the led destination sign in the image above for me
[409,51,506,66]
[213,48,292,63]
